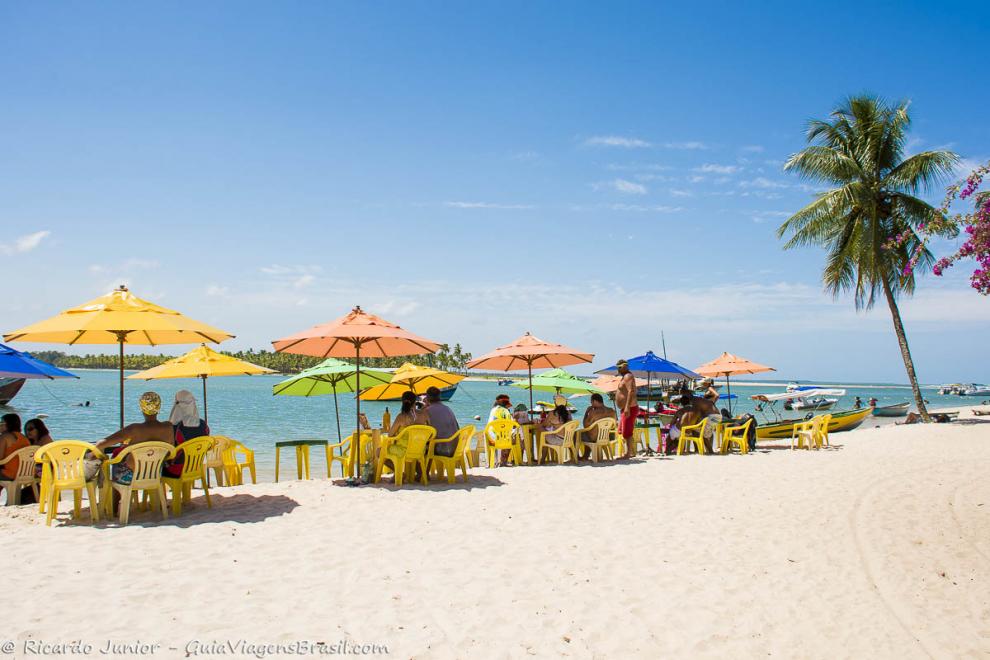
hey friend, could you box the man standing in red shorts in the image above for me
[615,359,639,459]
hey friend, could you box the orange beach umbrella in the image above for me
[272,306,441,478]
[466,332,594,413]
[694,352,775,413]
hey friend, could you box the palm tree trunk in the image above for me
[881,278,931,422]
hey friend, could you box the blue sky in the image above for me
[2,1,988,383]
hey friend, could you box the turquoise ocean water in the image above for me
[2,370,977,481]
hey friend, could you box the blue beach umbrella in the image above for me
[0,344,78,380]
[596,350,700,380]
[596,350,701,410]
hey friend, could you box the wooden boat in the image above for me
[0,378,26,406]
[371,384,458,402]
[871,402,910,417]
[755,407,873,440]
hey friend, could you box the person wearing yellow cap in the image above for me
[97,392,173,484]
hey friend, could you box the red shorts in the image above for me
[620,406,640,439]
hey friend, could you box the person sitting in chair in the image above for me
[578,393,616,457]
[97,392,174,484]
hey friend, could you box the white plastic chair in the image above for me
[107,442,175,525]
[0,445,40,505]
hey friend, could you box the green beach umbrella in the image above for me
[511,368,605,397]
[273,358,392,441]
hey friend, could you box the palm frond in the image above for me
[784,146,865,184]
[883,150,960,194]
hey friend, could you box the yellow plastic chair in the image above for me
[578,418,617,463]
[217,436,256,485]
[464,430,485,468]
[484,418,522,467]
[817,414,833,448]
[538,420,580,464]
[204,435,233,487]
[339,431,375,477]
[106,441,174,525]
[676,418,709,455]
[375,425,435,486]
[35,441,105,526]
[325,435,350,477]
[791,416,820,450]
[0,445,40,506]
[161,436,214,516]
[720,418,754,455]
[428,425,476,484]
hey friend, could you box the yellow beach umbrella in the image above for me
[128,345,273,423]
[359,362,464,401]
[3,285,233,428]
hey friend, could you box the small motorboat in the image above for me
[754,407,873,439]
[871,402,910,417]
[780,388,845,411]
[961,383,990,397]
[751,388,868,439]
[785,396,839,411]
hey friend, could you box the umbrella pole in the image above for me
[352,344,361,478]
[528,362,534,416]
[202,375,208,425]
[726,375,732,415]
[333,388,342,442]
[117,335,125,430]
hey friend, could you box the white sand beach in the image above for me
[3,413,989,658]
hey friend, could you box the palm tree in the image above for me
[778,96,958,422]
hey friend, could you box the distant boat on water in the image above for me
[0,378,26,405]
[369,384,458,402]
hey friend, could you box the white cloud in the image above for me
[608,204,683,213]
[293,274,316,289]
[373,300,420,316]
[741,145,765,153]
[739,177,789,189]
[584,135,652,148]
[688,175,705,184]
[606,163,671,172]
[661,141,708,150]
[1,230,50,255]
[634,173,674,182]
[260,264,322,276]
[741,190,783,199]
[205,284,229,297]
[695,163,740,174]
[611,179,647,195]
[669,188,693,197]
[443,201,536,210]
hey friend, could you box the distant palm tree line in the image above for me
[30,343,474,375]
